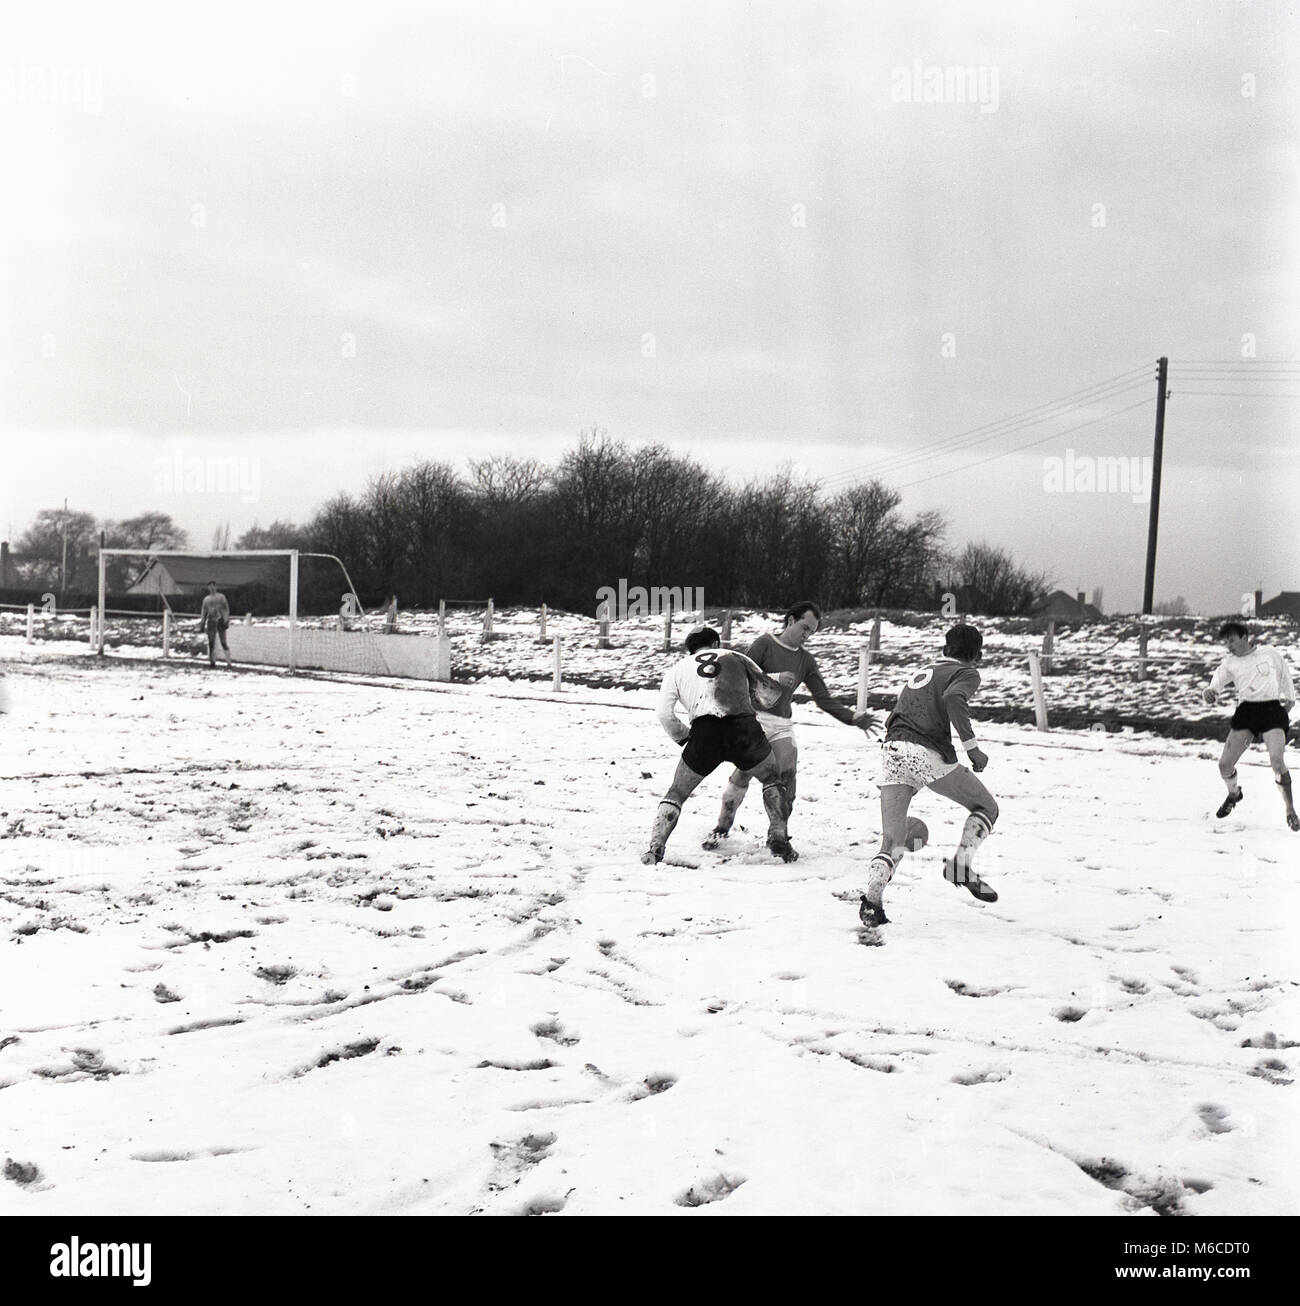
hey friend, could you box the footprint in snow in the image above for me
[675,1173,745,1207]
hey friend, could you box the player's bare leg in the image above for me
[1262,728,1299,830]
[643,758,708,863]
[1215,729,1251,818]
[220,628,233,668]
[206,625,218,668]
[860,783,913,926]
[928,766,1000,902]
[748,753,796,861]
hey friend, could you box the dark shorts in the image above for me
[1230,699,1290,742]
[682,714,772,777]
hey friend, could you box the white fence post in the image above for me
[662,604,672,652]
[539,603,547,640]
[482,598,494,641]
[26,603,34,642]
[721,609,733,646]
[88,608,97,649]
[438,599,446,636]
[1138,627,1149,682]
[163,609,172,656]
[598,600,611,649]
[552,635,563,691]
[1027,651,1049,731]
[869,614,882,652]
[857,645,872,712]
[1042,619,1054,675]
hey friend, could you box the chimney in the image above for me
[0,541,9,588]
[1254,589,1263,615]
[1076,591,1085,605]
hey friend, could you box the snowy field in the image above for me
[0,635,1297,1217]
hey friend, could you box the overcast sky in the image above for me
[2,0,1297,613]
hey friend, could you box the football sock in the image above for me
[1277,771,1295,813]
[760,782,788,839]
[952,809,995,876]
[865,851,898,900]
[1223,768,1242,796]
[713,780,747,834]
[647,799,682,852]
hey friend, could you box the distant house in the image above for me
[1032,590,1104,622]
[1259,591,1300,619]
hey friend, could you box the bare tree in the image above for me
[952,541,1051,616]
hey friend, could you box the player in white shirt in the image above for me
[1202,620,1297,830]
[645,626,799,864]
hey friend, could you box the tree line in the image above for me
[7,431,1054,616]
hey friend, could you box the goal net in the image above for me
[95,550,450,679]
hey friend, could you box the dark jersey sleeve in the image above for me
[942,665,981,744]
[801,654,856,725]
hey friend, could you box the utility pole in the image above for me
[1141,357,1168,615]
[60,498,69,600]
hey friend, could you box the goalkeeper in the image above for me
[197,581,233,669]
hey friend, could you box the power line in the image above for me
[891,396,1155,491]
[820,363,1153,491]
[1167,391,1300,399]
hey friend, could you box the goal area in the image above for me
[95,550,451,679]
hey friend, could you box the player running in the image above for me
[197,581,233,669]
[644,626,800,865]
[1203,620,1298,831]
[859,623,1000,927]
[703,601,876,850]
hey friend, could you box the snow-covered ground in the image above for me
[0,636,1296,1216]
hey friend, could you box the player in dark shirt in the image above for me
[703,602,875,849]
[860,623,1000,927]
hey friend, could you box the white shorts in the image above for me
[879,740,957,791]
[756,711,795,744]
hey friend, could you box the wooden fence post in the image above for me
[857,646,872,713]
[1042,619,1054,674]
[1138,627,1149,682]
[1027,651,1049,730]
[26,603,34,642]
[662,604,672,652]
[552,635,563,691]
[162,609,172,656]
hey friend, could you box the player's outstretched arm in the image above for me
[802,662,858,726]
